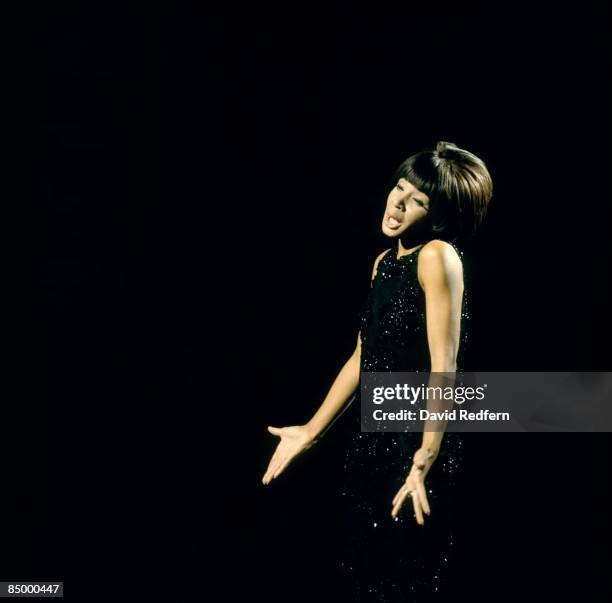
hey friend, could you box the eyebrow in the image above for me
[398,181,429,204]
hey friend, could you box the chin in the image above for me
[382,225,400,237]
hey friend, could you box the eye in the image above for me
[396,183,404,191]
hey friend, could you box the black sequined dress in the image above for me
[334,240,468,602]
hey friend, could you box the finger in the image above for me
[391,490,409,519]
[262,465,278,485]
[262,462,276,484]
[415,481,431,515]
[272,456,292,480]
[262,451,282,484]
[392,487,401,507]
[392,483,409,507]
[262,468,273,485]
[264,449,281,476]
[264,452,286,483]
[268,457,285,480]
[412,492,425,525]
[267,425,283,436]
[391,498,402,519]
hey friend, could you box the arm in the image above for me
[262,248,390,485]
[418,240,464,455]
[391,240,464,521]
[304,248,390,441]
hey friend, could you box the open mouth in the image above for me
[385,214,403,229]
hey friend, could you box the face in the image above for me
[381,177,431,237]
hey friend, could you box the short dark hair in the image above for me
[389,141,493,239]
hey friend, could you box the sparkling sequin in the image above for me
[334,239,467,602]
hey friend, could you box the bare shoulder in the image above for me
[417,240,463,287]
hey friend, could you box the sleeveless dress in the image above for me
[334,240,468,602]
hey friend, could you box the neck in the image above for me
[397,236,430,257]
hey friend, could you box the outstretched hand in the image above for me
[391,446,438,525]
[262,425,315,485]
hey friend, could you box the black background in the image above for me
[15,0,612,601]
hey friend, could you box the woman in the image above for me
[262,141,493,601]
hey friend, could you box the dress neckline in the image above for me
[393,243,425,262]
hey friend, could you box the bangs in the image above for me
[392,152,440,200]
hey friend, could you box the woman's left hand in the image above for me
[391,446,439,525]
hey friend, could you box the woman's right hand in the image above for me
[261,425,316,485]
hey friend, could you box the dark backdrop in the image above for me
[18,1,611,601]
